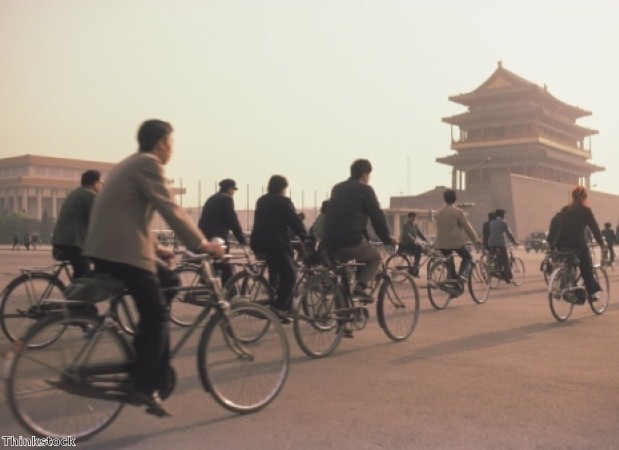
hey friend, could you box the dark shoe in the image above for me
[269,306,293,324]
[458,274,467,283]
[352,289,373,303]
[342,328,354,338]
[588,293,599,302]
[129,389,172,418]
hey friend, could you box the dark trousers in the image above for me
[93,259,179,393]
[265,252,296,312]
[576,247,600,295]
[440,247,472,279]
[53,244,91,278]
[489,246,512,280]
[399,243,422,265]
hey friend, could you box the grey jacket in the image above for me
[84,152,204,272]
[52,185,97,248]
[488,217,517,247]
[434,204,478,250]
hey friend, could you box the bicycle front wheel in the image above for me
[197,303,289,413]
[377,271,419,341]
[6,314,131,441]
[293,272,343,358]
[0,272,65,346]
[426,261,452,310]
[548,268,574,322]
[590,266,609,315]
[468,263,490,304]
[511,257,525,286]
[169,264,210,327]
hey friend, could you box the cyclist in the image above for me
[434,189,481,282]
[197,178,246,284]
[549,185,604,301]
[52,170,103,278]
[250,175,308,322]
[601,222,616,263]
[323,159,396,301]
[488,209,519,283]
[481,211,495,250]
[83,119,223,417]
[398,212,428,277]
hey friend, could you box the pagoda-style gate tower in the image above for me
[438,61,603,191]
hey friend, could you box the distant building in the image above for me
[390,62,619,239]
[0,154,184,221]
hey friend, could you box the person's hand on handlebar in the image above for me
[200,239,225,259]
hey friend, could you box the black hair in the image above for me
[81,170,101,186]
[495,209,506,218]
[443,189,456,205]
[320,200,329,214]
[408,212,416,218]
[350,159,372,179]
[267,175,288,194]
[137,119,173,152]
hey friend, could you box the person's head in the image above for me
[407,212,417,222]
[604,222,612,229]
[443,189,456,205]
[495,209,506,219]
[488,212,495,220]
[570,185,588,207]
[350,159,372,182]
[137,119,174,165]
[267,175,288,194]
[219,178,238,195]
[320,200,329,214]
[81,170,103,193]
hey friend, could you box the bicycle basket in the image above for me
[64,274,126,303]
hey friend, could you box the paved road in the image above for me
[0,249,618,449]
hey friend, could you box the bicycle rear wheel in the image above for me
[590,266,609,315]
[6,314,132,441]
[426,260,452,310]
[0,273,65,345]
[169,264,211,327]
[511,257,525,286]
[377,271,419,341]
[293,272,343,358]
[468,262,490,304]
[548,268,574,322]
[197,303,289,413]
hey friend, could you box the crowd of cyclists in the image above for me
[15,118,612,421]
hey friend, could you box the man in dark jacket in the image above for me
[198,178,246,283]
[52,169,103,277]
[250,175,307,319]
[323,159,395,300]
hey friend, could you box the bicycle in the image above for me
[385,242,434,280]
[293,258,420,358]
[484,245,525,288]
[5,252,290,442]
[0,260,137,345]
[426,250,490,309]
[547,248,609,322]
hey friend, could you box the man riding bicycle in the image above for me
[398,212,428,277]
[434,189,481,281]
[84,119,223,417]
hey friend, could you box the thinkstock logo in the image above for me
[2,435,77,447]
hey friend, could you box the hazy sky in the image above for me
[1,0,618,212]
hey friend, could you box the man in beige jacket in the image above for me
[434,189,481,281]
[84,119,223,417]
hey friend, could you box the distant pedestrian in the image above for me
[601,222,616,262]
[23,234,30,251]
[12,236,19,251]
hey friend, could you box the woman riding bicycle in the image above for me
[546,185,604,301]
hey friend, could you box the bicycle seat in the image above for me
[64,274,127,303]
